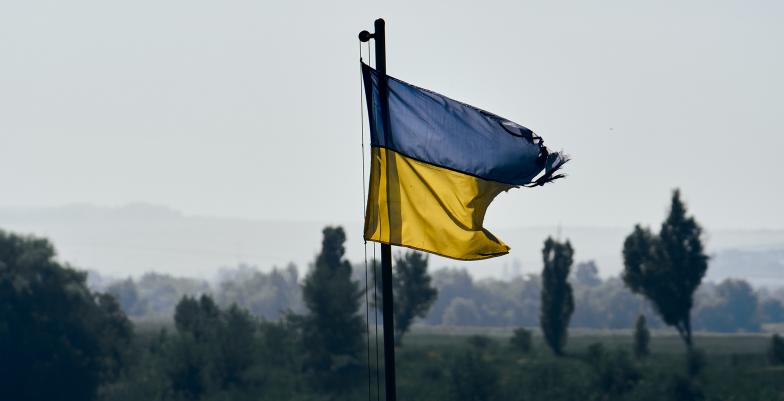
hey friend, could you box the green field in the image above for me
[390,327,784,401]
[405,325,777,354]
[128,320,784,401]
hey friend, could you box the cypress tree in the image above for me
[540,237,574,356]
[301,226,364,392]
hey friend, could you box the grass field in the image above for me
[404,325,776,354]
[392,326,784,401]
[131,319,784,400]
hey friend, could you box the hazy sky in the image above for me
[2,0,782,231]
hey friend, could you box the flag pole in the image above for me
[359,17,397,401]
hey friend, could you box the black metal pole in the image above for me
[359,17,396,401]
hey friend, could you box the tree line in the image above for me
[3,189,784,401]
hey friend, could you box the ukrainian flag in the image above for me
[362,63,567,260]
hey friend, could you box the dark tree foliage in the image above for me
[467,335,493,350]
[622,189,708,349]
[174,295,222,340]
[0,230,132,401]
[592,350,642,397]
[540,237,575,356]
[167,295,258,400]
[448,351,499,401]
[300,226,365,392]
[510,327,533,354]
[392,251,437,345]
[634,314,650,359]
[769,334,784,365]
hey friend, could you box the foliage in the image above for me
[686,348,706,378]
[442,297,482,326]
[634,315,650,359]
[758,298,784,324]
[622,189,708,349]
[573,260,601,287]
[392,251,438,345]
[216,263,302,320]
[591,349,642,398]
[510,327,533,354]
[467,335,492,350]
[694,279,760,332]
[0,230,132,401]
[448,350,498,401]
[300,226,365,393]
[540,237,575,356]
[168,297,258,399]
[769,334,784,365]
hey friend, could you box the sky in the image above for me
[1,0,783,233]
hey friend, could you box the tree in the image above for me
[695,279,760,332]
[442,297,482,326]
[300,226,365,392]
[759,298,784,324]
[574,261,602,287]
[622,189,708,349]
[0,230,132,401]
[106,278,147,316]
[510,327,533,354]
[448,351,499,401]
[392,251,438,345]
[634,315,650,359]
[769,334,784,365]
[167,295,259,399]
[174,294,221,340]
[540,237,575,356]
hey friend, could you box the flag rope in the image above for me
[361,40,382,401]
[360,41,373,401]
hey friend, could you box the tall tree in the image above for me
[300,226,365,392]
[168,295,259,399]
[540,237,575,356]
[622,189,708,349]
[390,251,438,345]
[0,230,132,401]
[634,315,650,359]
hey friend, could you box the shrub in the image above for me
[510,328,533,354]
[769,334,784,365]
[634,315,650,359]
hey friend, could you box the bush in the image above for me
[467,335,492,350]
[686,348,706,378]
[634,315,650,359]
[593,350,641,397]
[448,351,498,401]
[769,334,784,365]
[668,375,705,401]
[586,342,605,361]
[510,328,533,354]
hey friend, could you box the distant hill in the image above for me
[1,204,783,285]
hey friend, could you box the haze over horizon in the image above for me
[2,203,783,287]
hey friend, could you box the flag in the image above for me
[362,62,567,260]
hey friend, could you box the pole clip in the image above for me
[358,30,374,42]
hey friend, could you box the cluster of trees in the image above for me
[0,225,439,401]
[424,267,783,332]
[426,192,784,334]
[0,230,132,401]
[4,189,784,401]
[93,191,783,337]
